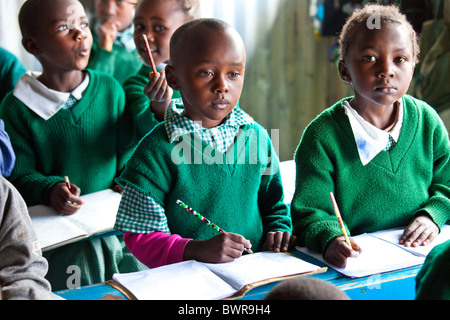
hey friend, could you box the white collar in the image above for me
[13,71,90,120]
[343,100,403,166]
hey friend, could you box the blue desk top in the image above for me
[55,251,422,300]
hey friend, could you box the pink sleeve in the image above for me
[123,231,192,268]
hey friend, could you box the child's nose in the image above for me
[213,76,229,94]
[104,0,118,16]
[144,31,155,43]
[73,27,87,41]
[377,59,394,79]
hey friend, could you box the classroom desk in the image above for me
[54,250,422,300]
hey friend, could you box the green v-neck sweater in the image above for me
[117,122,292,251]
[292,95,450,253]
[0,69,134,206]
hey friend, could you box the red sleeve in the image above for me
[123,231,192,268]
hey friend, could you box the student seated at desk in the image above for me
[114,18,295,268]
[291,4,450,268]
[0,0,146,291]
[87,0,142,84]
[123,0,199,141]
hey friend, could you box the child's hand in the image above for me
[96,20,121,52]
[112,183,124,194]
[400,214,439,247]
[144,71,173,121]
[262,231,297,252]
[48,182,84,215]
[324,236,362,268]
[183,232,252,263]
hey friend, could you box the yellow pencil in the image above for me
[64,176,71,192]
[329,192,351,246]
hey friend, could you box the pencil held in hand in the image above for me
[64,176,72,192]
[176,200,253,254]
[329,192,351,246]
[176,200,224,233]
[142,34,157,74]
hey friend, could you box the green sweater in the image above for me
[87,33,142,85]
[0,69,134,206]
[292,95,450,253]
[117,121,292,251]
[415,240,450,300]
[123,64,181,140]
[0,47,26,104]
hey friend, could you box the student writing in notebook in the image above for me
[291,4,449,268]
[114,18,295,268]
[0,0,146,290]
[87,0,142,84]
[123,0,199,141]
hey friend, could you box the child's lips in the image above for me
[211,99,230,109]
[77,48,90,56]
[375,84,396,93]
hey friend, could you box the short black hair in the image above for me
[338,4,420,63]
[169,18,233,65]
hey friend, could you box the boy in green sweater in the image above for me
[87,0,142,84]
[123,0,198,141]
[292,4,449,268]
[114,18,294,268]
[0,0,146,290]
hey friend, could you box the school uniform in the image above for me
[114,100,292,267]
[291,95,450,254]
[0,69,147,291]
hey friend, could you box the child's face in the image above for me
[29,0,93,73]
[167,27,246,128]
[339,23,415,110]
[95,0,135,32]
[133,0,188,66]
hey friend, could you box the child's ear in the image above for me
[22,36,41,56]
[338,60,352,84]
[165,64,181,90]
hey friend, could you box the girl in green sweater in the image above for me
[292,4,449,268]
[123,0,198,141]
[0,0,146,290]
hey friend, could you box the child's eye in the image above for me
[396,56,407,64]
[228,72,240,79]
[57,24,68,31]
[362,55,376,62]
[199,71,213,77]
[153,25,166,33]
[134,24,145,32]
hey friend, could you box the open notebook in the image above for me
[296,226,450,278]
[109,252,326,300]
[29,189,122,251]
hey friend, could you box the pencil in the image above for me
[329,192,351,246]
[142,34,157,74]
[176,199,253,253]
[64,176,71,192]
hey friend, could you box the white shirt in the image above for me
[13,71,90,120]
[343,100,403,166]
